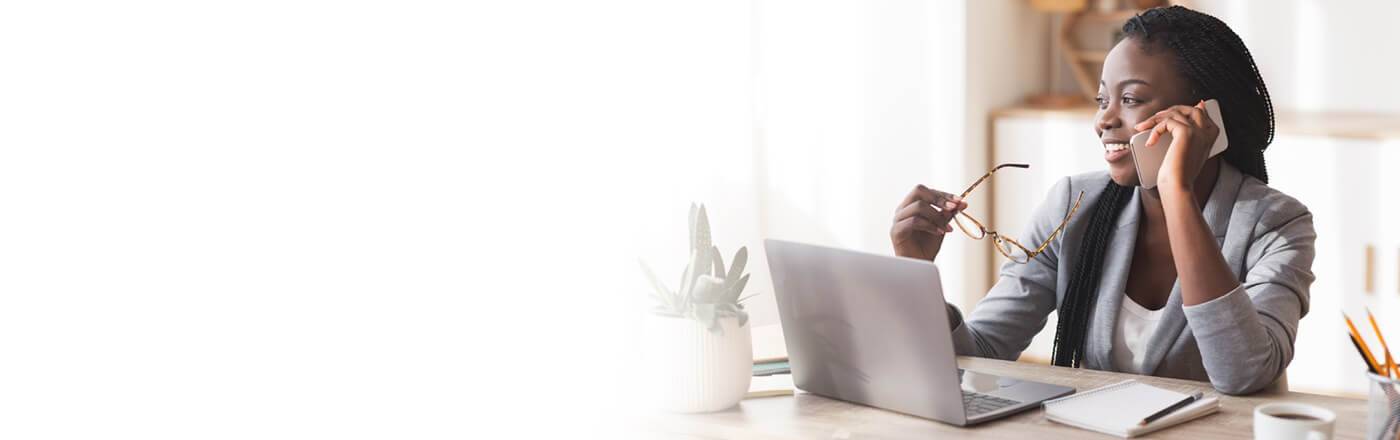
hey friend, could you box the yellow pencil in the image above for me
[1367,308,1397,377]
[1350,331,1384,374]
[1346,313,1384,374]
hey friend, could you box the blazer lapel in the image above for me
[1138,164,1245,375]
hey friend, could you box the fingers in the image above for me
[1163,103,1209,129]
[894,198,964,233]
[1145,116,1194,147]
[1146,119,1167,147]
[1132,106,1177,130]
[1142,110,1197,147]
[1133,104,1204,132]
[893,184,971,239]
[1187,102,1207,126]
[894,199,940,222]
[1186,102,1219,141]
[899,184,957,210]
[1148,114,1192,146]
[893,216,948,237]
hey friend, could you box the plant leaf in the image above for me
[638,259,675,308]
[700,274,733,302]
[736,293,759,304]
[693,246,712,289]
[682,247,713,305]
[688,203,699,252]
[651,306,683,318]
[677,249,697,303]
[694,204,712,251]
[726,247,747,287]
[692,275,726,303]
[724,273,749,303]
[711,246,725,280]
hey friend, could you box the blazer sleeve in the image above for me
[1182,203,1316,395]
[945,176,1073,361]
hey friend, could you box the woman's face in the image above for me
[1095,37,1198,186]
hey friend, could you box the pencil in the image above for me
[1346,313,1384,374]
[1351,332,1381,375]
[1367,308,1395,377]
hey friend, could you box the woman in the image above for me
[889,6,1314,395]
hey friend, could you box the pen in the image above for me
[1138,391,1204,426]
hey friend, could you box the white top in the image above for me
[1110,294,1167,374]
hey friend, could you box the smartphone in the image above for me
[1129,99,1229,190]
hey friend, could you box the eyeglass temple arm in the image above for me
[959,163,1031,197]
[1028,191,1086,255]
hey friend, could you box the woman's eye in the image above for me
[1094,96,1107,108]
[1121,97,1140,105]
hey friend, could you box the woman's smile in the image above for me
[1103,140,1131,163]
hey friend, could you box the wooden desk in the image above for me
[645,356,1369,439]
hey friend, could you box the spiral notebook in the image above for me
[1042,380,1220,438]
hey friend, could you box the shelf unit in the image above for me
[1055,4,1178,100]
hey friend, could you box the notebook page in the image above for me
[1044,381,1191,432]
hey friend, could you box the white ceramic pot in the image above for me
[641,314,753,413]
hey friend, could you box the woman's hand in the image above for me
[1134,100,1219,192]
[890,185,968,262]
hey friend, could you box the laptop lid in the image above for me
[764,239,967,425]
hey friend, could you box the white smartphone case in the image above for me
[1129,99,1228,190]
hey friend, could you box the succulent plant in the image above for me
[640,203,755,333]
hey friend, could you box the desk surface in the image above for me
[645,356,1369,439]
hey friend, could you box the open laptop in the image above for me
[764,239,1074,426]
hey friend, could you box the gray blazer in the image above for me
[945,163,1316,395]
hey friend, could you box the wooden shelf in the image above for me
[1071,50,1110,62]
[1075,9,1143,24]
[991,105,1096,120]
[1052,2,1178,101]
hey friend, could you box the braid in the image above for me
[1123,6,1275,183]
[1052,181,1133,367]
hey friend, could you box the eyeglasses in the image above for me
[952,163,1085,264]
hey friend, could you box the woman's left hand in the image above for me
[1134,100,1219,192]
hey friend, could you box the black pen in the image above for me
[1137,392,1204,427]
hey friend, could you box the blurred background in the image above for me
[26,0,1373,437]
[625,0,1400,401]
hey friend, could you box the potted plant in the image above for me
[639,204,756,413]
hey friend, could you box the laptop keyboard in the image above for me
[962,391,1020,416]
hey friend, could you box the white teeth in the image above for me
[1103,143,1128,152]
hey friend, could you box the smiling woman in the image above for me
[891,5,1316,395]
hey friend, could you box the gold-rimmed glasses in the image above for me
[952,163,1085,263]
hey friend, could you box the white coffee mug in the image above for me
[1254,403,1336,440]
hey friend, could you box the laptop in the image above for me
[764,239,1074,426]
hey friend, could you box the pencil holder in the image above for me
[1367,373,1400,440]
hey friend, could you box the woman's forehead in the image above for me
[1100,38,1186,92]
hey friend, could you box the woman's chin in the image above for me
[1109,167,1140,187]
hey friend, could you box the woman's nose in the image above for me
[1096,108,1121,132]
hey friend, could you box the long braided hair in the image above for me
[1049,6,1275,368]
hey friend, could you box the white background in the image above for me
[0,1,603,438]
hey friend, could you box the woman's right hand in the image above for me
[890,185,968,262]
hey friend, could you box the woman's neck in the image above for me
[1139,158,1222,230]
